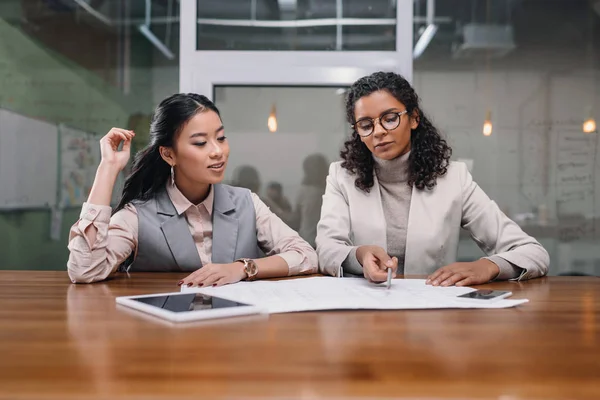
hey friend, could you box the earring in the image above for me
[170,165,175,186]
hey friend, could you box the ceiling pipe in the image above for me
[72,0,112,26]
[72,0,451,28]
[138,0,175,59]
[413,0,438,59]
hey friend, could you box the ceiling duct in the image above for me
[592,0,600,16]
[452,23,516,59]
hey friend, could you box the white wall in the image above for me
[152,65,179,106]
[414,69,600,221]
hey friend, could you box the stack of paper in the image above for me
[181,277,528,314]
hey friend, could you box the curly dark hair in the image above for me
[341,71,452,192]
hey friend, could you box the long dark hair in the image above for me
[341,71,452,192]
[113,93,220,213]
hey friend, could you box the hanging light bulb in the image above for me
[583,117,597,134]
[267,104,277,133]
[483,110,493,136]
[583,107,596,133]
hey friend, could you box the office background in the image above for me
[0,0,598,276]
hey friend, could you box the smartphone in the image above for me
[457,289,512,301]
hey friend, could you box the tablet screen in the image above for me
[132,293,250,313]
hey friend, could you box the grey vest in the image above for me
[124,184,260,272]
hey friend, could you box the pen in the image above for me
[386,267,392,289]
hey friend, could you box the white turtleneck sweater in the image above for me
[342,151,521,280]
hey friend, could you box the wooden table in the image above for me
[0,271,598,400]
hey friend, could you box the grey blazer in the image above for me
[316,160,550,279]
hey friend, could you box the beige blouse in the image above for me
[67,182,318,283]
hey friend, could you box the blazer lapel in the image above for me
[404,185,440,273]
[404,183,420,272]
[211,184,239,264]
[156,190,202,271]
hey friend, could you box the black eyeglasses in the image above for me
[352,110,408,137]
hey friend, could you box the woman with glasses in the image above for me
[316,72,549,286]
[67,93,317,285]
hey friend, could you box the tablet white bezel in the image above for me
[116,291,267,322]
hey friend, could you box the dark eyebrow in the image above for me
[189,125,224,139]
[355,108,400,122]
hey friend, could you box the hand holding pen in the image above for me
[355,245,398,284]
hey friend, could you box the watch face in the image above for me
[247,261,258,275]
[244,260,258,277]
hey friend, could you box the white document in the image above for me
[181,277,528,314]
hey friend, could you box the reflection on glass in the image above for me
[197,0,396,51]
[214,86,346,248]
[0,0,175,270]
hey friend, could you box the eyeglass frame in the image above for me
[351,110,409,138]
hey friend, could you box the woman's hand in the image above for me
[99,128,135,172]
[426,259,500,287]
[356,245,398,283]
[178,262,247,288]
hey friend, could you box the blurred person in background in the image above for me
[295,153,329,248]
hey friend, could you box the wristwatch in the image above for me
[236,258,258,281]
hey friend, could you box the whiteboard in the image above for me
[58,124,101,208]
[0,109,58,209]
[59,124,126,208]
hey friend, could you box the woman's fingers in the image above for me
[364,257,388,282]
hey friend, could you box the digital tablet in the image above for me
[116,292,266,322]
